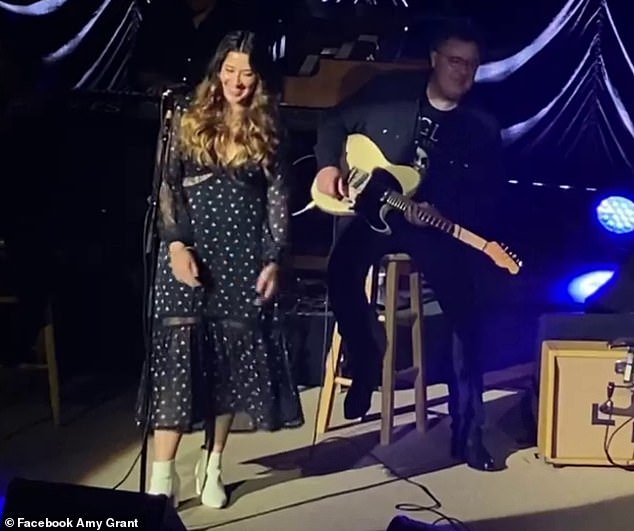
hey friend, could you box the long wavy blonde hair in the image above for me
[179,31,281,173]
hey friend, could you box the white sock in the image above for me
[200,451,227,508]
[152,459,175,478]
[149,459,178,500]
[208,451,222,468]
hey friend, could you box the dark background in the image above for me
[1,0,633,389]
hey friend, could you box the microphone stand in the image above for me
[139,89,175,493]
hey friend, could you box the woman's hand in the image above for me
[169,242,201,287]
[256,263,279,302]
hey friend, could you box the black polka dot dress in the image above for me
[135,105,304,434]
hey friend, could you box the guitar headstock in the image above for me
[483,242,522,275]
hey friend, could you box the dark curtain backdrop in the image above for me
[2,0,632,188]
[1,0,632,375]
[470,0,634,191]
[0,0,140,92]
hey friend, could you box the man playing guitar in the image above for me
[314,20,506,471]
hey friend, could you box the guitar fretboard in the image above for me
[384,192,455,234]
[385,192,488,252]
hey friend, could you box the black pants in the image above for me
[327,215,485,433]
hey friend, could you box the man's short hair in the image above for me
[429,18,485,56]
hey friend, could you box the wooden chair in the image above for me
[0,296,60,426]
[316,253,427,445]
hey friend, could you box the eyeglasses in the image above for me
[437,51,480,72]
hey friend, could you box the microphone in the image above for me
[160,89,175,139]
[161,88,174,109]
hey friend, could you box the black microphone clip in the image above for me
[160,89,175,140]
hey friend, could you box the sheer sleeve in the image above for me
[158,103,194,246]
[261,156,290,266]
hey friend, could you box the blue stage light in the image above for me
[568,270,615,303]
[596,196,634,234]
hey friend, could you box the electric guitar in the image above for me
[299,134,522,275]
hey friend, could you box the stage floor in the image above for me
[1,363,633,531]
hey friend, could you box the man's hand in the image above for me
[315,166,348,199]
[404,202,442,227]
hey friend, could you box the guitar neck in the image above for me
[385,192,488,252]
[454,226,488,252]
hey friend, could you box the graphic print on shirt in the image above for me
[413,114,441,174]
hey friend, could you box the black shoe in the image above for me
[343,380,374,420]
[463,438,496,471]
[451,428,496,472]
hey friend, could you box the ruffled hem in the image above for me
[135,314,305,433]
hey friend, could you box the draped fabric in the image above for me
[0,0,286,94]
[2,0,633,186]
[472,0,634,189]
[0,0,140,91]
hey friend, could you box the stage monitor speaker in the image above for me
[1,478,186,531]
[386,515,434,530]
[537,340,634,467]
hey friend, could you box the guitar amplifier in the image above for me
[537,340,634,467]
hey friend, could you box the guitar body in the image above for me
[304,133,523,275]
[348,168,404,234]
[309,134,421,228]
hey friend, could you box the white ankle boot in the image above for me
[194,449,227,508]
[148,459,180,508]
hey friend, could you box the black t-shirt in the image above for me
[412,94,449,173]
[412,91,502,230]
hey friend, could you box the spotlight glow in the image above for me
[596,196,634,234]
[568,270,615,303]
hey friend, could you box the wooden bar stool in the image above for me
[316,253,427,445]
[0,296,60,426]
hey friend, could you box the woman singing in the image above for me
[136,30,304,509]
